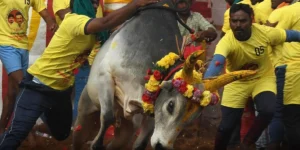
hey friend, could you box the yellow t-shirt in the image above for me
[215,24,286,79]
[268,3,300,105]
[253,0,273,24]
[0,0,46,49]
[53,0,70,25]
[222,0,253,33]
[267,3,299,67]
[28,13,96,90]
[53,0,104,65]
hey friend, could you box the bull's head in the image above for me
[150,51,257,150]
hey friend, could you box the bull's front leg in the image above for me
[91,73,116,150]
[73,87,100,150]
[133,116,154,150]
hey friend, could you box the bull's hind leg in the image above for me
[133,116,154,150]
[73,86,100,150]
[91,73,116,150]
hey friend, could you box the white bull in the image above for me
[72,1,257,149]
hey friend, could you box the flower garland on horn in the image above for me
[171,78,219,107]
[142,51,220,115]
[142,52,180,114]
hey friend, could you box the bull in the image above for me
[72,0,257,149]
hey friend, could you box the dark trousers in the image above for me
[283,105,300,150]
[0,73,73,149]
[214,92,276,150]
[268,65,286,144]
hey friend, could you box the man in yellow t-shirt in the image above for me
[204,4,300,149]
[266,2,300,149]
[253,0,273,25]
[0,0,157,148]
[221,0,261,37]
[0,0,57,135]
[53,0,105,123]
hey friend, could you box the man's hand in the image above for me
[39,9,58,33]
[201,29,217,42]
[133,0,159,8]
[48,19,58,33]
[195,29,217,43]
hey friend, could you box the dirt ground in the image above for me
[18,118,216,150]
[18,105,223,150]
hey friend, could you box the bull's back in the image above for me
[88,9,182,99]
[110,10,182,80]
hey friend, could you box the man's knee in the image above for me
[254,91,276,117]
[218,121,237,134]
[9,70,24,84]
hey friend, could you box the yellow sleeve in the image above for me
[222,9,231,33]
[88,41,101,65]
[214,34,232,57]
[96,5,103,18]
[67,15,92,36]
[267,9,281,24]
[31,0,46,13]
[263,26,286,46]
[53,0,70,15]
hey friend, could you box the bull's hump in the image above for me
[113,9,182,70]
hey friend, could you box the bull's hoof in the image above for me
[91,144,105,150]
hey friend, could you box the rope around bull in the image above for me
[136,0,195,34]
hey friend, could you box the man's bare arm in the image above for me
[85,0,157,34]
[39,9,58,32]
[56,8,71,20]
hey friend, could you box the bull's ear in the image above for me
[160,80,173,92]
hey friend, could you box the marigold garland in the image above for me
[142,52,220,115]
[142,52,180,114]
[171,78,219,107]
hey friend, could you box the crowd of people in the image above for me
[0,0,299,149]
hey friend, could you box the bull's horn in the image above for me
[182,50,205,84]
[203,70,257,92]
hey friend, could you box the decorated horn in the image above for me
[182,51,205,84]
[203,70,258,92]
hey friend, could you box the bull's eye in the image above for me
[167,101,174,114]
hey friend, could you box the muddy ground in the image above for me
[18,105,226,150]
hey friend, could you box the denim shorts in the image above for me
[0,46,29,75]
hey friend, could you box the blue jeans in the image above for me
[268,65,286,143]
[0,73,73,149]
[73,64,90,121]
[215,92,275,149]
